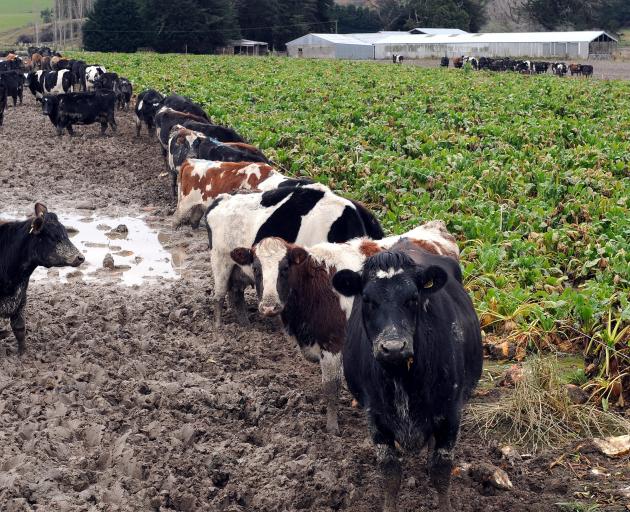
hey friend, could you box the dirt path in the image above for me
[0,93,627,511]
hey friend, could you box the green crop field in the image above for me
[73,52,630,394]
[0,0,52,33]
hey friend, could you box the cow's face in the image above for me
[27,204,85,268]
[333,252,447,367]
[231,238,306,317]
[41,95,57,115]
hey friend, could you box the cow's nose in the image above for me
[72,254,85,266]
[379,339,406,356]
[259,304,282,317]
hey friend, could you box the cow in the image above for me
[26,70,45,102]
[161,94,211,121]
[70,60,87,91]
[452,56,464,69]
[392,54,404,64]
[569,63,582,76]
[0,83,6,125]
[134,89,164,137]
[0,71,24,107]
[533,61,549,74]
[463,56,478,70]
[331,239,482,512]
[230,221,459,434]
[552,62,567,77]
[167,126,270,196]
[155,107,212,164]
[171,119,245,143]
[41,91,117,136]
[93,72,119,91]
[440,57,449,67]
[204,182,384,327]
[114,77,132,110]
[0,204,84,354]
[41,56,51,71]
[42,70,73,96]
[174,159,292,228]
[85,65,106,91]
[51,56,71,71]
[581,64,593,77]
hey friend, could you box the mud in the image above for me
[0,94,628,511]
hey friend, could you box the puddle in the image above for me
[1,212,183,286]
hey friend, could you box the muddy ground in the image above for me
[0,93,628,512]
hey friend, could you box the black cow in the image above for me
[114,77,133,110]
[581,64,593,77]
[134,89,164,137]
[42,91,117,136]
[69,60,87,91]
[175,119,245,143]
[333,239,482,512]
[93,72,119,91]
[440,57,449,67]
[0,204,84,354]
[161,94,210,122]
[0,83,6,125]
[0,71,24,107]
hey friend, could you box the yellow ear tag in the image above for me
[424,280,433,289]
[407,356,414,371]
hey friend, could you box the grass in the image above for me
[467,356,630,452]
[0,0,52,37]
[66,53,630,358]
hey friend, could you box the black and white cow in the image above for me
[155,107,212,165]
[93,72,119,91]
[332,239,482,512]
[26,70,46,102]
[0,70,24,107]
[42,91,117,136]
[134,89,164,137]
[85,65,106,91]
[205,183,384,327]
[230,222,459,434]
[392,54,404,64]
[114,77,133,110]
[42,70,73,95]
[0,204,84,354]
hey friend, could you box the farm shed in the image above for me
[286,33,374,59]
[374,31,618,60]
[221,39,269,56]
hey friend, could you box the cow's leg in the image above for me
[374,439,401,512]
[320,350,342,435]
[66,124,74,136]
[210,258,232,328]
[10,305,26,355]
[171,173,178,200]
[429,415,460,512]
[100,121,108,135]
[227,266,250,327]
[56,123,64,137]
[135,117,142,137]
[189,205,204,230]
[12,95,17,107]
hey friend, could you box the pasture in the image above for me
[0,0,52,33]
[0,54,628,510]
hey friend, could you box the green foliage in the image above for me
[330,4,382,34]
[69,53,630,342]
[376,0,486,32]
[40,8,53,24]
[522,0,630,31]
[83,0,144,52]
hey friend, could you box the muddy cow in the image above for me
[230,221,459,434]
[85,65,106,91]
[332,240,482,512]
[42,91,117,136]
[0,204,84,354]
[0,83,6,125]
[42,70,73,96]
[173,159,288,228]
[93,72,119,91]
[167,126,269,195]
[26,70,46,102]
[114,77,133,110]
[135,89,164,137]
[0,70,24,107]
[205,183,384,327]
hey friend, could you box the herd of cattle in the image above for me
[0,53,485,511]
[442,55,594,76]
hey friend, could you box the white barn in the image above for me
[286,33,375,60]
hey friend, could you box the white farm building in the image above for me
[286,30,618,60]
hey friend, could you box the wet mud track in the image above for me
[0,94,627,511]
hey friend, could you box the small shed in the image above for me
[286,33,374,60]
[222,39,269,56]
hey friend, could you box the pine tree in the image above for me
[83,0,144,52]
[237,0,279,45]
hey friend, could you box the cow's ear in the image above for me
[30,216,45,235]
[288,247,307,266]
[332,270,363,297]
[34,203,48,217]
[415,265,447,294]
[230,247,254,266]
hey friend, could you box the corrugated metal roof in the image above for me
[409,28,468,35]
[349,32,407,44]
[376,31,617,45]
[286,33,373,46]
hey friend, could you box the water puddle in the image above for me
[1,212,183,286]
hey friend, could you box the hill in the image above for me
[0,0,53,40]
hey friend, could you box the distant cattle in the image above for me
[440,57,449,67]
[42,70,73,96]
[85,65,106,91]
[93,72,119,92]
[205,183,384,327]
[569,63,582,76]
[42,91,117,136]
[30,53,43,70]
[134,89,164,137]
[581,64,593,77]
[173,159,290,228]
[0,71,24,107]
[332,239,482,512]
[230,221,459,433]
[41,56,51,71]
[392,54,404,64]
[552,62,567,77]
[452,56,464,69]
[114,77,133,110]
[0,203,84,354]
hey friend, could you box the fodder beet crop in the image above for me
[73,53,630,369]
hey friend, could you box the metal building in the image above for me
[286,33,375,60]
[374,31,618,60]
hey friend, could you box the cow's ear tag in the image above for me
[407,356,414,371]
[29,224,34,234]
[424,279,434,289]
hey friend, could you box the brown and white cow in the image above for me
[230,220,458,434]
[173,159,288,228]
